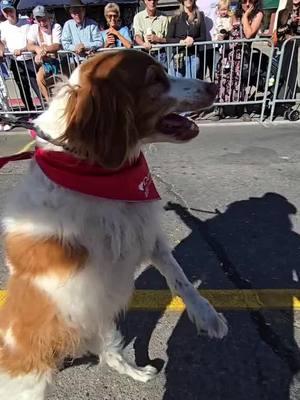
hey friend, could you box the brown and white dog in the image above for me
[0,50,227,400]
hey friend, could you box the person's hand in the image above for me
[243,4,254,20]
[146,34,160,43]
[108,26,119,37]
[106,33,116,47]
[34,53,43,64]
[185,36,194,47]
[143,41,152,50]
[36,46,47,57]
[75,43,86,54]
[14,49,22,56]
[179,36,194,46]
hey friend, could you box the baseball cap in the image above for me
[32,5,47,18]
[0,0,15,11]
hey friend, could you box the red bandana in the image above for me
[34,148,161,201]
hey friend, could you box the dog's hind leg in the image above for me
[151,236,228,339]
[102,328,158,382]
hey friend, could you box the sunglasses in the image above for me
[36,17,48,23]
[107,13,118,19]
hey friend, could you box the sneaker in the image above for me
[241,112,251,122]
[205,108,223,121]
[0,123,12,131]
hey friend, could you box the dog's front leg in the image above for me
[151,237,228,339]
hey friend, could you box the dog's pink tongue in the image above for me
[157,113,199,140]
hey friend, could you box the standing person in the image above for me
[101,3,132,48]
[62,0,103,59]
[213,0,232,40]
[27,5,62,103]
[214,0,263,120]
[166,0,206,78]
[212,0,232,70]
[0,0,41,111]
[273,0,300,99]
[196,0,218,79]
[133,0,168,64]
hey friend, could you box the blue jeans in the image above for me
[168,55,200,79]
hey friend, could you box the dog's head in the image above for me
[35,49,216,169]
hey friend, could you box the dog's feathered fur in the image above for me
[0,50,227,400]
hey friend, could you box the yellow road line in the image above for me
[0,289,300,311]
[16,140,35,154]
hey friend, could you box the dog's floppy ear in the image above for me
[58,71,139,169]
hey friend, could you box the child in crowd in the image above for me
[213,0,232,41]
[213,0,232,71]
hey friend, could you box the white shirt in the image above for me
[27,22,62,46]
[213,16,232,40]
[0,19,31,60]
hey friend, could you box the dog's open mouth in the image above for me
[156,113,199,141]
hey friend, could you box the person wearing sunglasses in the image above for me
[101,3,132,48]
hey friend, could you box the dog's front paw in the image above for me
[185,291,228,339]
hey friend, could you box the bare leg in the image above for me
[151,237,228,339]
[36,67,50,102]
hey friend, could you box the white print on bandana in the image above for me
[138,173,152,198]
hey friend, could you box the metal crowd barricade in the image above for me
[0,50,80,115]
[0,51,40,114]
[269,36,300,121]
[200,38,274,123]
[145,38,274,122]
[0,38,298,123]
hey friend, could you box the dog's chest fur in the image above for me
[2,161,162,334]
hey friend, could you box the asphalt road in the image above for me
[0,122,300,400]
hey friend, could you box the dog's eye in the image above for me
[148,74,161,85]
[150,74,170,91]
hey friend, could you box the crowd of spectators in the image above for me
[0,0,299,120]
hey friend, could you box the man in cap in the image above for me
[0,0,41,110]
[62,0,103,57]
[27,5,62,102]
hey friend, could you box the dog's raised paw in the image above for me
[186,294,228,339]
[128,364,158,383]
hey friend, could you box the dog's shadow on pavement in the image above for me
[121,192,300,400]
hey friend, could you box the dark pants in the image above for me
[10,59,42,110]
[197,48,214,81]
[279,39,299,99]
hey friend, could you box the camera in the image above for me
[219,28,231,39]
